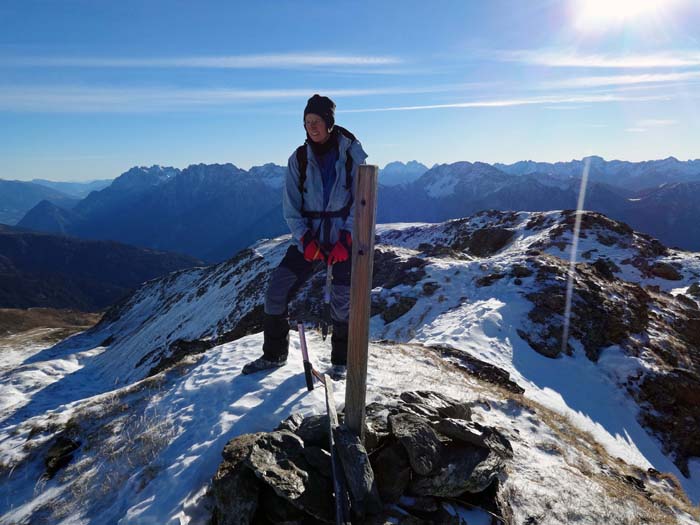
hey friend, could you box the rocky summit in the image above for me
[1,209,699,524]
[211,390,513,524]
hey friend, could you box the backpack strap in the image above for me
[295,143,308,214]
[335,125,356,142]
[336,125,356,191]
[344,152,353,191]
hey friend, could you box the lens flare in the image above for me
[575,0,683,30]
[561,157,591,355]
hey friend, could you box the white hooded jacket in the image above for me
[283,128,368,252]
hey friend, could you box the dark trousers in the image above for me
[263,245,351,365]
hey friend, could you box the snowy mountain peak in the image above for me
[582,154,606,163]
[418,162,509,197]
[248,163,286,188]
[495,156,700,191]
[180,163,244,179]
[111,165,179,190]
[379,160,429,186]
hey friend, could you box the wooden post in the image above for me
[345,165,379,440]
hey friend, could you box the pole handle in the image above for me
[303,361,314,391]
[298,322,310,361]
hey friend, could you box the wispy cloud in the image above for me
[0,53,402,69]
[541,70,700,89]
[637,119,677,127]
[495,49,700,68]
[342,93,670,113]
[0,82,495,112]
[625,119,677,133]
[543,105,590,110]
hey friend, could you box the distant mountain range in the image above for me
[495,155,700,191]
[31,178,113,198]
[0,224,202,310]
[18,164,286,262]
[0,178,113,226]
[379,156,699,251]
[0,180,79,225]
[13,155,700,260]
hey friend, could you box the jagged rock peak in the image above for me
[181,163,243,175]
[381,160,428,170]
[111,165,180,189]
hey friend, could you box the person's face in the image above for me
[304,113,330,144]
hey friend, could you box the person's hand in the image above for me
[302,231,325,262]
[328,230,352,265]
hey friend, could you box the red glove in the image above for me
[302,231,325,262]
[328,230,352,265]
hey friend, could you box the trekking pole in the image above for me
[323,373,351,524]
[299,321,349,522]
[321,262,333,340]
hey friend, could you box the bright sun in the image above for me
[575,0,681,30]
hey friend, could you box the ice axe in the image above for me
[297,322,324,391]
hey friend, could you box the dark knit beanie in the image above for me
[304,94,335,130]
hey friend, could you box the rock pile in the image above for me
[210,390,512,524]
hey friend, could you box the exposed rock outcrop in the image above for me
[639,369,700,477]
[211,433,263,525]
[518,238,700,477]
[464,227,515,257]
[388,412,443,475]
[44,435,81,479]
[521,254,651,360]
[688,282,700,299]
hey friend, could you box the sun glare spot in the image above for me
[575,0,683,30]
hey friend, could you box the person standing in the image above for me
[242,94,368,378]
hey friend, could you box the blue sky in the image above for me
[1,0,699,181]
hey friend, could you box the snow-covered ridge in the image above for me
[2,210,700,524]
[418,162,509,198]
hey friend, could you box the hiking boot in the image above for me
[328,364,346,381]
[242,355,287,375]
